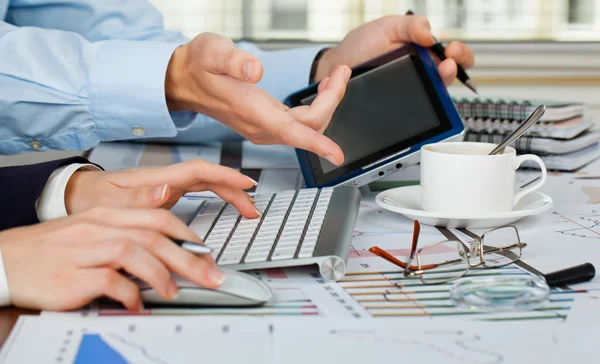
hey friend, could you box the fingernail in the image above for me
[453,44,462,56]
[137,302,145,311]
[168,280,179,299]
[152,184,168,201]
[255,208,262,217]
[244,61,255,80]
[344,67,351,79]
[247,177,258,186]
[250,197,256,204]
[208,268,225,286]
[325,154,338,166]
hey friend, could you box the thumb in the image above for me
[124,184,171,209]
[202,33,263,83]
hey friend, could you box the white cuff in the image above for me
[36,163,102,221]
[0,248,11,307]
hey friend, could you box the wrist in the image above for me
[64,170,100,215]
[312,47,336,83]
[64,171,82,215]
[165,45,193,112]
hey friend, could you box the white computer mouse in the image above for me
[136,268,273,307]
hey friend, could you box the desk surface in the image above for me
[0,309,39,347]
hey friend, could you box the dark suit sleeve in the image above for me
[0,157,102,231]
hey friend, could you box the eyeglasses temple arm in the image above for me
[368,246,408,269]
[368,246,438,271]
[409,220,420,260]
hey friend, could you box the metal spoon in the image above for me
[488,104,546,155]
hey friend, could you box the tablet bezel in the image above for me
[283,43,465,188]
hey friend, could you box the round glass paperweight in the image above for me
[449,275,550,312]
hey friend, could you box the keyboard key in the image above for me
[200,201,226,214]
[189,215,217,239]
[298,245,316,257]
[271,247,296,260]
[248,245,272,254]
[276,239,300,249]
[298,249,313,258]
[218,252,244,265]
[244,255,267,263]
[249,240,273,249]
[224,245,247,254]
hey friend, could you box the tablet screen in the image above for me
[301,54,444,174]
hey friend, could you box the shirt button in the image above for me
[30,141,42,150]
[132,127,146,137]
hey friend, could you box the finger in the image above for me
[207,184,260,218]
[289,65,350,126]
[66,225,223,290]
[81,207,201,243]
[109,184,171,209]
[72,239,175,300]
[201,33,264,83]
[77,268,143,311]
[112,160,257,192]
[380,15,435,46]
[444,41,475,69]
[317,77,330,93]
[437,59,458,86]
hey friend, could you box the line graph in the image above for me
[552,210,600,240]
[74,333,171,364]
[329,329,507,363]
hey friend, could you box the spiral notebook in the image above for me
[464,130,600,155]
[462,115,592,140]
[452,96,585,122]
[520,143,600,171]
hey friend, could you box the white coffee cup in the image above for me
[420,142,547,215]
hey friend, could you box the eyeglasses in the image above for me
[369,220,527,285]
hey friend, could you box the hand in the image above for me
[313,15,475,86]
[65,159,260,218]
[165,33,351,166]
[0,208,224,311]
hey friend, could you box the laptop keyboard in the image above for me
[189,188,334,266]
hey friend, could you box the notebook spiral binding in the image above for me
[461,116,554,138]
[452,97,534,120]
[464,130,537,153]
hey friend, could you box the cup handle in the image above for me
[513,154,547,205]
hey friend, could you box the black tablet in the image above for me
[283,43,465,188]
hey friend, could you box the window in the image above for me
[148,0,600,42]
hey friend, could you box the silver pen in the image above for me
[172,239,213,255]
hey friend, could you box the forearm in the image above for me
[0,22,185,154]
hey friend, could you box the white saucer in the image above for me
[375,185,553,229]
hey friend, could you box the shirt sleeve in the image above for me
[2,0,328,148]
[0,20,186,154]
[0,247,10,307]
[36,163,102,222]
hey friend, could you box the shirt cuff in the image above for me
[0,248,10,307]
[36,163,102,222]
[88,40,185,141]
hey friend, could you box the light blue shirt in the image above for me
[0,0,323,154]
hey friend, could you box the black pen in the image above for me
[543,262,596,287]
[405,10,478,94]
